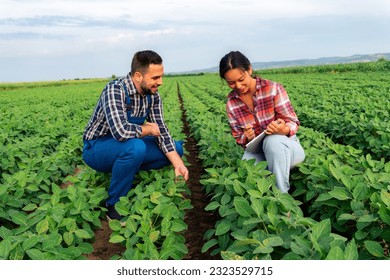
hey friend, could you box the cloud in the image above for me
[1,0,390,82]
[144,28,180,37]
[0,32,66,40]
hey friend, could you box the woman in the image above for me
[219,51,305,193]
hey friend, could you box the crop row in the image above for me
[171,72,390,259]
[175,70,390,160]
[0,81,110,259]
[259,71,390,160]
[0,79,191,260]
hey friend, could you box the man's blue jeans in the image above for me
[82,135,184,206]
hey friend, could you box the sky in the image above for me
[1,0,390,82]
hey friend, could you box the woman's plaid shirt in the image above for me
[226,76,300,147]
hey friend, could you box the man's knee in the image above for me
[121,138,147,160]
[175,140,184,157]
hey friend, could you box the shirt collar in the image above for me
[123,72,145,96]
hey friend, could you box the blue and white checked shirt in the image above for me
[83,73,176,154]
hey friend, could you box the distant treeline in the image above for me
[165,72,205,77]
[0,78,110,91]
[255,59,390,75]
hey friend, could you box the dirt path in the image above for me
[178,89,220,260]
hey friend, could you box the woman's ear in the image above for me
[248,66,253,76]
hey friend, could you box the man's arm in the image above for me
[165,151,189,181]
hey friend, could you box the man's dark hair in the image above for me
[131,50,163,75]
[219,51,251,79]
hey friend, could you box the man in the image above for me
[82,50,189,223]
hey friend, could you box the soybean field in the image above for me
[0,60,389,260]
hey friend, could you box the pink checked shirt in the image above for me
[226,76,300,147]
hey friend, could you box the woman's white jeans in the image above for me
[242,134,305,193]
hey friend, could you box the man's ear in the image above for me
[133,71,143,83]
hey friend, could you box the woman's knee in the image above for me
[263,135,287,154]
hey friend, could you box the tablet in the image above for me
[245,131,266,153]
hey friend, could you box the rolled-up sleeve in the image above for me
[274,83,300,136]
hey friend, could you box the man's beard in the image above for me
[140,83,155,95]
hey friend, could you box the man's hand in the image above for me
[141,122,160,137]
[174,164,189,182]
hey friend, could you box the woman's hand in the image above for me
[242,124,255,141]
[265,119,289,135]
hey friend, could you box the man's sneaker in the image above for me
[106,204,126,226]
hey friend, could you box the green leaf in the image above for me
[0,226,12,239]
[338,213,356,221]
[357,214,377,223]
[257,178,271,194]
[42,233,62,250]
[78,242,94,254]
[253,243,273,254]
[326,247,345,260]
[64,218,77,232]
[205,201,220,211]
[81,209,94,222]
[22,235,39,251]
[22,203,38,212]
[315,193,332,202]
[36,219,49,234]
[171,219,187,232]
[233,197,254,218]
[109,219,122,231]
[51,206,65,224]
[311,219,331,241]
[26,248,45,260]
[364,240,384,257]
[328,187,351,201]
[109,235,125,243]
[215,219,231,235]
[264,236,284,247]
[233,180,245,195]
[221,251,245,260]
[63,232,74,246]
[144,239,159,259]
[74,229,93,239]
[58,247,82,259]
[379,205,390,225]
[243,218,263,225]
[247,189,263,199]
[220,193,231,205]
[150,191,162,204]
[250,197,264,218]
[236,239,261,246]
[345,239,359,260]
[125,218,138,233]
[380,190,390,207]
[201,239,218,253]
[11,212,28,226]
[149,230,160,243]
[0,239,12,259]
